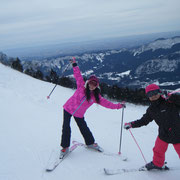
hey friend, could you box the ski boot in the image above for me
[145,161,169,171]
[87,143,104,152]
[60,147,69,159]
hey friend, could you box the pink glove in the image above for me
[117,101,126,109]
[121,101,126,108]
[124,122,132,130]
[117,102,126,109]
[117,103,122,109]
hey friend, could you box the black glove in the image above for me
[70,57,77,67]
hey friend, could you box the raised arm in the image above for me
[72,63,85,89]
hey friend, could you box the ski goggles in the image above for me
[146,89,160,98]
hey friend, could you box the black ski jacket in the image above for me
[131,94,180,144]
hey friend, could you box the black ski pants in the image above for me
[61,109,95,148]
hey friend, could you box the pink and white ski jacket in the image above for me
[63,66,122,118]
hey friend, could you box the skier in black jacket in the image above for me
[124,84,180,170]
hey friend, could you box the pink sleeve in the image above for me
[73,66,85,88]
[98,95,122,109]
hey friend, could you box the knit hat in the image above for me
[145,84,160,94]
[88,75,99,86]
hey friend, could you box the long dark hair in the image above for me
[85,84,100,103]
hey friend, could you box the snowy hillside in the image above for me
[0,63,179,180]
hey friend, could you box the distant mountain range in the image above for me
[3,30,180,59]
[1,36,180,90]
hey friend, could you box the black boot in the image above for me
[145,161,163,170]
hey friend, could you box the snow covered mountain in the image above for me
[0,62,180,180]
[20,36,180,90]
[1,36,180,90]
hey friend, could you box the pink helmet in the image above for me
[88,75,99,86]
[145,84,160,94]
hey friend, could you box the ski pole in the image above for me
[118,107,125,155]
[47,84,58,99]
[47,59,73,99]
[129,129,147,164]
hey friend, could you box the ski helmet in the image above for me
[145,84,160,98]
[145,84,160,94]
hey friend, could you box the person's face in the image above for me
[146,89,160,101]
[149,94,160,101]
[88,80,97,91]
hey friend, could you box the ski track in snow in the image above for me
[0,63,179,180]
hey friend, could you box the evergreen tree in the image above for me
[49,69,59,83]
[11,58,23,72]
[24,68,36,77]
[58,77,76,89]
[35,70,44,80]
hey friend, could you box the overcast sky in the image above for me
[0,0,180,50]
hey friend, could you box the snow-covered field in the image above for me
[0,63,179,180]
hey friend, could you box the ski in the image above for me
[72,140,104,152]
[104,165,170,175]
[72,140,127,161]
[46,144,78,172]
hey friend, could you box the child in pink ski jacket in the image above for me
[60,59,125,155]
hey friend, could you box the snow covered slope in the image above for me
[0,63,179,180]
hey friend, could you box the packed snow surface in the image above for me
[0,63,179,180]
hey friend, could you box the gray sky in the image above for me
[0,0,180,50]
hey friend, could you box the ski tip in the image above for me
[104,168,108,174]
[104,168,114,175]
[47,96,50,99]
[46,169,53,172]
[117,153,128,161]
[139,166,147,171]
[123,157,128,161]
[72,140,77,144]
[98,148,104,152]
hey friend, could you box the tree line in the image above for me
[4,58,150,105]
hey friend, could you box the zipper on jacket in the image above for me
[72,96,87,116]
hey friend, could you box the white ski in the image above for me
[72,140,104,152]
[104,165,170,175]
[72,140,128,161]
[46,144,78,172]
